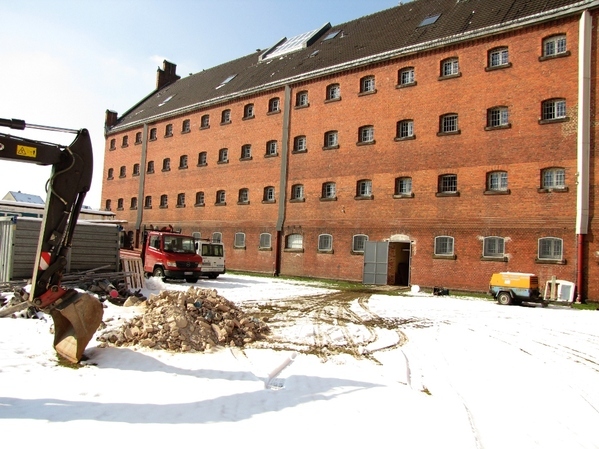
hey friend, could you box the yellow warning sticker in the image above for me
[16,145,37,158]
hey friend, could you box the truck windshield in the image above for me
[164,236,196,253]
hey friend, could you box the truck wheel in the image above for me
[153,266,166,280]
[208,273,218,279]
[497,292,512,305]
[185,277,198,284]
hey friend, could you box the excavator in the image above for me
[0,118,104,363]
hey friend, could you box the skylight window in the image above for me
[323,30,341,41]
[261,23,331,61]
[418,14,441,27]
[216,74,237,90]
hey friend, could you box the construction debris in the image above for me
[97,287,269,352]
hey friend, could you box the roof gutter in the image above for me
[109,0,599,133]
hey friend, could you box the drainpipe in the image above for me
[576,10,591,302]
[274,85,292,276]
[134,123,148,247]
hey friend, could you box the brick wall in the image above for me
[102,13,599,300]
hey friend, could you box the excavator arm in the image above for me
[0,118,103,362]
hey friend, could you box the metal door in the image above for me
[363,241,389,285]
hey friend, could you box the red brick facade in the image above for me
[102,10,599,301]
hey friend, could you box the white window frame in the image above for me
[266,140,278,156]
[117,198,124,210]
[294,135,307,152]
[162,158,170,171]
[360,76,375,93]
[144,196,152,208]
[327,84,340,100]
[269,97,280,113]
[483,236,505,258]
[221,109,231,123]
[216,190,226,204]
[212,232,222,243]
[130,197,137,209]
[165,124,173,137]
[542,99,566,120]
[488,171,508,191]
[489,47,509,67]
[292,184,304,200]
[234,232,246,248]
[399,67,415,85]
[434,236,454,256]
[219,148,228,163]
[201,114,210,128]
[542,168,566,189]
[198,152,207,165]
[195,191,205,206]
[359,126,374,143]
[241,144,252,159]
[441,58,459,77]
[177,193,185,207]
[182,119,191,132]
[440,114,458,133]
[397,120,414,138]
[264,186,275,202]
[352,234,368,253]
[538,237,563,261]
[244,104,254,118]
[179,155,188,168]
[318,234,333,252]
[160,194,168,208]
[286,233,303,250]
[543,35,567,57]
[396,177,412,195]
[357,180,372,197]
[296,91,309,107]
[238,188,249,203]
[259,233,272,249]
[488,107,509,128]
[439,174,457,193]
[324,131,338,148]
[322,182,336,199]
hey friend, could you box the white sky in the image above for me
[0,0,399,209]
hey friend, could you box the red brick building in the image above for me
[102,0,599,301]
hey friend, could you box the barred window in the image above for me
[286,233,303,249]
[234,232,246,248]
[259,233,272,249]
[318,234,333,252]
[352,234,368,253]
[483,236,505,257]
[543,35,567,57]
[488,47,509,68]
[487,171,508,191]
[538,237,563,260]
[434,236,454,256]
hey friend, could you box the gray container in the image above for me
[0,217,120,282]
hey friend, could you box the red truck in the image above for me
[141,231,203,283]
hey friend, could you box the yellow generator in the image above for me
[489,272,541,305]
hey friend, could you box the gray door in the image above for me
[363,241,389,285]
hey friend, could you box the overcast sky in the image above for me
[0,0,399,209]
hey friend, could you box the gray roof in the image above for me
[3,191,45,204]
[111,0,593,131]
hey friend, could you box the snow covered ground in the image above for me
[1,273,598,448]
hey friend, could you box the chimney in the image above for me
[104,110,118,133]
[156,60,181,89]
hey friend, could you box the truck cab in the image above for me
[141,231,203,283]
[195,239,226,279]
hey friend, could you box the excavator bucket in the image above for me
[50,292,104,363]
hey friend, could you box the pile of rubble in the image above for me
[97,287,269,352]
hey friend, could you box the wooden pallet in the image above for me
[121,257,145,290]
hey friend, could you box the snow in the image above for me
[1,273,598,448]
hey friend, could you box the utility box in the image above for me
[489,272,541,305]
[0,216,121,282]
